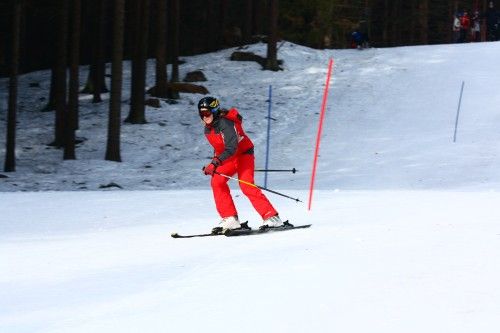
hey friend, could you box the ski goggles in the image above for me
[199,109,213,118]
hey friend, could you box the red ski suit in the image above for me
[204,108,278,220]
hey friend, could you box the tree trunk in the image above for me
[419,0,429,44]
[93,0,107,103]
[64,0,81,160]
[126,0,149,124]
[42,69,56,111]
[4,0,22,172]
[106,0,125,162]
[152,0,169,98]
[219,0,228,47]
[264,0,280,71]
[53,0,69,147]
[252,0,264,36]
[408,0,416,44]
[127,0,140,121]
[42,13,57,112]
[481,0,487,41]
[81,0,109,94]
[382,0,390,45]
[167,0,180,99]
[81,0,109,98]
[243,0,253,44]
[205,0,217,51]
[391,0,401,45]
[170,0,180,83]
[365,0,372,43]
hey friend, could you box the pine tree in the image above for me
[93,0,108,103]
[4,0,22,172]
[126,0,150,124]
[419,0,429,44]
[152,0,169,98]
[243,0,253,44]
[64,0,81,160]
[53,0,69,147]
[106,0,125,162]
[81,0,109,101]
[264,0,280,71]
[170,0,180,83]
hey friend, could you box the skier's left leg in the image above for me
[237,153,278,220]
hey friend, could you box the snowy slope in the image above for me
[1,190,500,333]
[1,41,500,332]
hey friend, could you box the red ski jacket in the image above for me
[460,15,471,29]
[204,108,254,163]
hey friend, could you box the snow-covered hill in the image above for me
[2,41,500,191]
[1,42,500,332]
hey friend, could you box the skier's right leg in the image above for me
[210,161,240,232]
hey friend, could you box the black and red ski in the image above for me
[171,221,311,238]
[171,221,251,238]
[224,221,311,237]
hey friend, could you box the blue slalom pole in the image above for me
[453,81,465,143]
[264,85,272,188]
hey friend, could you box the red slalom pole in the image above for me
[308,58,334,211]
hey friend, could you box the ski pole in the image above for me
[255,168,297,174]
[453,81,465,143]
[213,171,302,203]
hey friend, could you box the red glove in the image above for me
[203,157,221,176]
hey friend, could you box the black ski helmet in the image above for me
[198,97,220,116]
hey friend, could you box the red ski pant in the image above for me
[210,153,278,220]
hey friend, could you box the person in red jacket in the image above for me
[459,10,471,42]
[198,96,283,233]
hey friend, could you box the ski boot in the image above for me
[260,214,287,231]
[211,215,241,235]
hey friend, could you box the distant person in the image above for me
[459,10,471,42]
[452,12,462,43]
[197,96,284,234]
[471,10,482,42]
[485,1,499,41]
[351,29,368,49]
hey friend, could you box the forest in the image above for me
[0,0,492,75]
[1,0,494,172]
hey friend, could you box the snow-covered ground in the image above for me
[1,41,500,332]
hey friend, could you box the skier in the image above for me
[197,96,284,233]
[459,10,471,42]
[452,12,462,43]
[351,29,365,49]
[471,10,481,42]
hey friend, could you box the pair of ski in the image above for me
[171,221,311,239]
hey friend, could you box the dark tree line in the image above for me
[2,0,280,171]
[2,1,494,76]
